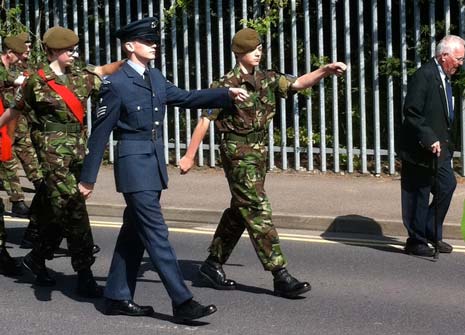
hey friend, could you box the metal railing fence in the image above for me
[3,0,465,175]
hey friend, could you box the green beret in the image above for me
[42,26,79,49]
[3,36,27,54]
[231,28,261,54]
[17,32,31,43]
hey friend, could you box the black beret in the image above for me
[116,17,159,43]
[231,28,262,54]
[42,26,79,49]
[3,35,27,54]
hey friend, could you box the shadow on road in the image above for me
[321,214,405,254]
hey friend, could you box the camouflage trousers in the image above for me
[31,130,94,271]
[208,140,287,271]
[0,114,43,202]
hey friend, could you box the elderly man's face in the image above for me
[439,43,465,77]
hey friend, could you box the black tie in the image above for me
[445,76,454,122]
[143,69,151,89]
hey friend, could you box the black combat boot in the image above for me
[76,268,103,298]
[172,298,217,322]
[11,200,30,218]
[22,251,56,286]
[272,268,311,298]
[198,257,237,290]
[0,247,22,276]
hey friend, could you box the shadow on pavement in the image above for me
[321,214,405,254]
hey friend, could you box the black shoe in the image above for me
[405,239,434,257]
[430,240,453,254]
[173,299,217,321]
[76,269,103,298]
[198,260,236,290]
[273,268,311,298]
[0,247,22,276]
[22,252,56,286]
[11,201,30,218]
[103,298,154,316]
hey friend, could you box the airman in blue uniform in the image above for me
[79,17,248,322]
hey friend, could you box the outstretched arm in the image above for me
[291,62,347,91]
[179,117,211,174]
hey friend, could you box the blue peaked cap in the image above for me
[115,17,159,43]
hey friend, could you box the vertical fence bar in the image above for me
[137,0,142,19]
[126,2,131,24]
[344,0,353,173]
[183,11,191,147]
[291,0,300,170]
[414,0,421,68]
[230,0,235,67]
[386,0,395,174]
[330,1,339,173]
[303,0,313,172]
[206,0,215,166]
[34,0,39,39]
[45,0,49,28]
[72,0,77,34]
[94,0,100,65]
[429,0,436,58]
[444,0,450,35]
[170,0,181,165]
[104,0,114,164]
[400,0,407,105]
[358,0,367,173]
[242,0,247,28]
[194,0,204,166]
[267,4,275,170]
[318,0,326,172]
[372,0,381,175]
[160,0,169,163]
[279,7,287,170]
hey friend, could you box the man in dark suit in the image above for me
[399,35,465,257]
[78,17,248,321]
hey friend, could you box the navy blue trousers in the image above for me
[401,156,456,244]
[103,190,193,305]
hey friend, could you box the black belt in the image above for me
[114,129,160,141]
[39,122,81,133]
[222,131,266,144]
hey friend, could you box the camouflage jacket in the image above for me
[0,61,19,109]
[202,64,296,134]
[16,62,101,126]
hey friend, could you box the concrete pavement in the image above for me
[4,164,465,240]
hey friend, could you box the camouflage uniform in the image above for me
[11,62,43,185]
[0,62,26,203]
[203,64,296,271]
[16,62,100,271]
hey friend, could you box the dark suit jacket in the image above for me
[80,62,232,193]
[398,58,458,169]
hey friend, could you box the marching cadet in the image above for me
[0,35,28,276]
[0,26,122,296]
[179,28,346,298]
[78,17,248,321]
[0,32,33,218]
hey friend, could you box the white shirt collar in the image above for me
[127,60,146,76]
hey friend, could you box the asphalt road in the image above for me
[1,217,465,335]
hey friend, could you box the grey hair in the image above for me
[435,35,465,57]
